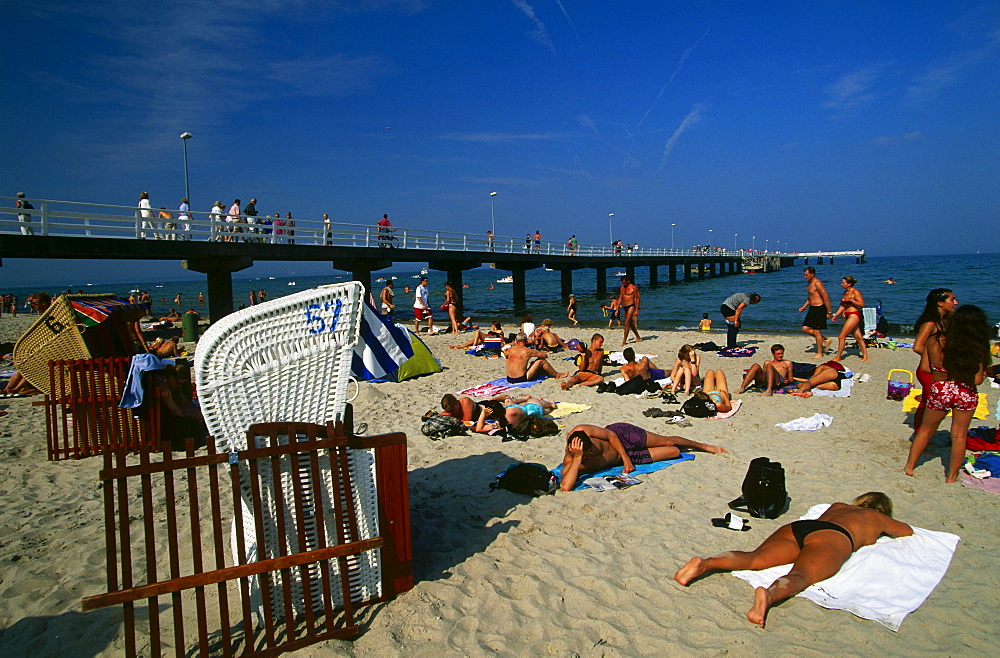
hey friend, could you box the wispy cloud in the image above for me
[907,48,993,99]
[872,131,923,145]
[578,114,641,169]
[658,103,705,171]
[823,63,886,114]
[554,0,583,46]
[440,132,559,142]
[637,28,710,132]
[509,0,555,53]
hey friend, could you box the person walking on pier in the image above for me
[619,276,642,345]
[720,292,761,349]
[243,198,259,242]
[798,267,832,358]
[323,213,332,246]
[138,192,154,239]
[533,230,541,253]
[178,197,191,240]
[15,192,34,236]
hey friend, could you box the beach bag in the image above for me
[511,415,559,439]
[490,462,558,496]
[681,396,716,418]
[729,457,786,519]
[420,412,467,440]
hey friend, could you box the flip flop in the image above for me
[711,512,751,531]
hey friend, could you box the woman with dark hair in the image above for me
[831,276,869,362]
[904,305,991,482]
[443,281,460,334]
[911,289,957,428]
[472,400,509,435]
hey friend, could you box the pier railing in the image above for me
[1,196,753,259]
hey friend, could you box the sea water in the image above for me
[3,253,998,338]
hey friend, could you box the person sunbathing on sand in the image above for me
[559,423,725,491]
[792,360,847,396]
[505,333,568,383]
[450,321,503,349]
[673,492,912,628]
[439,393,483,422]
[531,319,569,351]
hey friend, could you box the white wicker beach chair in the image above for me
[862,307,878,340]
[194,283,385,618]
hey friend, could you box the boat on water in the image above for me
[615,271,626,276]
[287,281,296,286]
[376,277,386,282]
[419,268,428,275]
[497,275,514,283]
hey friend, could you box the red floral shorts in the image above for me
[926,380,978,412]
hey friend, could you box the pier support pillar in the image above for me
[560,269,573,301]
[596,267,607,297]
[669,264,677,284]
[684,262,693,281]
[183,256,253,323]
[625,265,635,282]
[698,262,706,279]
[512,268,527,308]
[334,257,393,301]
[649,265,658,287]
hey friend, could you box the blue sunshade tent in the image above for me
[351,300,415,381]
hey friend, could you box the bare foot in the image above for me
[735,388,745,395]
[556,371,569,379]
[810,354,825,359]
[673,557,706,586]
[860,357,870,362]
[903,466,915,476]
[747,587,771,628]
[635,337,643,342]
[761,390,773,397]
[560,381,573,390]
[704,445,727,454]
[945,473,959,483]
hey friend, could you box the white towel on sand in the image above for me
[776,413,833,431]
[732,503,960,631]
[812,379,854,397]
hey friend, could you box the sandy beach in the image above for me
[1,314,998,656]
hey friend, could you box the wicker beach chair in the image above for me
[194,282,411,623]
[13,294,145,395]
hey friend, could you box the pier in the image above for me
[0,196,861,322]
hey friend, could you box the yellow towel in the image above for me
[548,402,592,419]
[902,388,989,420]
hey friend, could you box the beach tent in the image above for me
[351,299,415,381]
[383,327,441,383]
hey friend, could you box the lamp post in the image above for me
[765,239,769,253]
[708,228,713,250]
[180,132,192,204]
[608,213,614,246]
[489,191,497,235]
[752,235,756,252]
[734,233,738,253]
[671,223,676,251]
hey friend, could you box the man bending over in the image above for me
[559,423,726,491]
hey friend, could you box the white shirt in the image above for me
[139,198,152,218]
[413,283,429,309]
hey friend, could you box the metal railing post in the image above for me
[39,202,49,236]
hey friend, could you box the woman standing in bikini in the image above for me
[911,289,957,429]
[674,492,912,628]
[904,304,991,482]
[830,276,869,361]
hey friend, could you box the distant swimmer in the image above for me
[884,277,897,284]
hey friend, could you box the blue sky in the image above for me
[2,0,999,285]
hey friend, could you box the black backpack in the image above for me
[681,395,717,418]
[490,463,557,496]
[729,457,787,519]
[510,415,560,439]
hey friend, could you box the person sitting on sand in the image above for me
[505,333,568,384]
[669,344,701,395]
[149,335,180,359]
[158,308,181,322]
[691,369,733,413]
[561,334,606,390]
[737,344,795,396]
[619,346,666,382]
[673,492,912,629]
[532,319,569,351]
[450,321,503,349]
[698,313,712,332]
[559,423,726,491]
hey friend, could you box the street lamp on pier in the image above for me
[609,213,614,246]
[671,223,676,250]
[708,228,713,250]
[490,191,497,235]
[734,233,738,253]
[752,235,756,252]
[180,132,192,204]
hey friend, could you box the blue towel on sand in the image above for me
[551,453,694,491]
[492,376,544,389]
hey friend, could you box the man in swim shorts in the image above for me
[505,333,568,384]
[674,492,913,628]
[559,423,726,491]
[798,267,833,359]
[561,334,606,390]
[720,292,761,349]
[737,344,794,396]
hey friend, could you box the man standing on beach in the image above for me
[413,276,435,335]
[799,267,832,358]
[505,333,568,383]
[380,280,395,318]
[619,276,641,345]
[15,192,34,236]
[559,424,726,491]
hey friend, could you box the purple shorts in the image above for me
[605,422,652,464]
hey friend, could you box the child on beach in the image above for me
[670,344,701,394]
[698,313,712,332]
[904,304,992,483]
[567,295,579,326]
[603,294,621,328]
